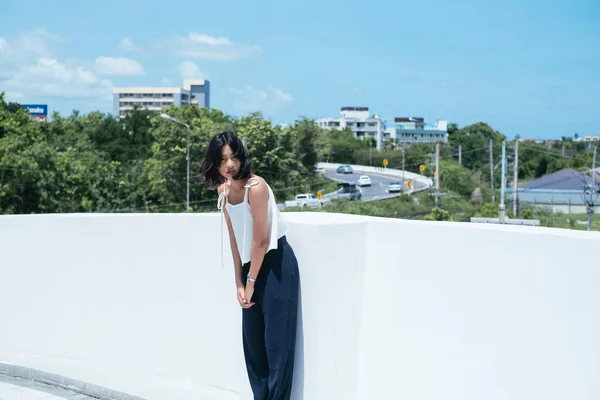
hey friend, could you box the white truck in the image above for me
[284,193,323,208]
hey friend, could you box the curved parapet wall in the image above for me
[1,213,599,400]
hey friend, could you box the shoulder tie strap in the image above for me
[217,183,228,269]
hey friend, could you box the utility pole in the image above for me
[512,139,519,217]
[401,142,406,185]
[594,144,597,186]
[435,142,440,207]
[490,139,495,203]
[458,144,462,166]
[499,141,507,223]
[471,140,542,228]
[585,145,597,231]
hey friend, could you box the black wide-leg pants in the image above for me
[241,235,299,400]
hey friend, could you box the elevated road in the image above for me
[318,162,433,202]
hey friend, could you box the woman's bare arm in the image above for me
[219,185,244,288]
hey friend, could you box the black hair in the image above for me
[199,131,252,189]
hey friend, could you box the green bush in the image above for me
[521,208,534,219]
[424,207,453,221]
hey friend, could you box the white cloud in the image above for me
[162,32,261,61]
[161,77,174,86]
[0,28,63,77]
[119,37,138,52]
[95,56,145,76]
[0,29,112,100]
[269,87,293,102]
[188,33,232,46]
[4,91,25,100]
[177,61,205,79]
[5,57,112,99]
[229,86,293,115]
[7,28,63,59]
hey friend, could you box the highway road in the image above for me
[321,166,431,203]
[277,166,431,209]
[323,170,404,202]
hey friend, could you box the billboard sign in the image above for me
[23,104,48,121]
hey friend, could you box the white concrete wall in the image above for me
[1,213,599,400]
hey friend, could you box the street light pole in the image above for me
[160,113,190,211]
[499,141,507,223]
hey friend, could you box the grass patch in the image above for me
[534,211,600,231]
[285,191,459,219]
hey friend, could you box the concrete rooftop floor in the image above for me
[0,374,96,400]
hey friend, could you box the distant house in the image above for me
[507,168,599,213]
[520,168,595,191]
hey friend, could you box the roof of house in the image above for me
[520,168,596,191]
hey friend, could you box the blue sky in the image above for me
[1,0,598,139]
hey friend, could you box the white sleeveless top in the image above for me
[217,177,287,265]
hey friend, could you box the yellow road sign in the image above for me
[383,159,388,167]
[419,165,425,172]
[317,191,323,200]
[407,180,413,189]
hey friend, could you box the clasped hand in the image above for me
[237,284,255,309]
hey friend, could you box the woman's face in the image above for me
[218,144,241,181]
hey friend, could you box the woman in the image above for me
[199,131,300,400]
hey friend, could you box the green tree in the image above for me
[439,160,479,197]
[324,128,362,164]
[447,122,459,135]
[291,117,321,173]
[448,122,506,173]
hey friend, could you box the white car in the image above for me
[388,181,402,193]
[357,175,371,187]
[336,165,353,174]
[284,193,322,208]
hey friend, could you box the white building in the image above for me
[315,109,448,151]
[315,107,386,151]
[391,117,448,145]
[112,79,210,118]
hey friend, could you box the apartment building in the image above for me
[112,79,210,118]
[391,117,448,144]
[582,135,600,142]
[315,107,386,150]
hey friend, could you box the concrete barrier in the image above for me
[1,213,599,399]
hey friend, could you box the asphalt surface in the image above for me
[320,165,432,202]
[323,170,406,202]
